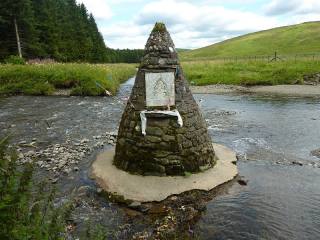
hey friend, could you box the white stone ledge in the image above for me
[91,144,238,202]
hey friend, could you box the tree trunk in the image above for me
[14,17,22,58]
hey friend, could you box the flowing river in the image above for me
[1,78,320,239]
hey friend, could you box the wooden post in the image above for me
[14,18,22,58]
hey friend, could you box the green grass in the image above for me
[0,63,136,96]
[182,60,320,86]
[181,21,320,61]
[176,48,190,53]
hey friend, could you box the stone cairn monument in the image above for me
[91,23,238,202]
[114,23,216,176]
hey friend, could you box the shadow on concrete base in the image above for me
[90,144,238,202]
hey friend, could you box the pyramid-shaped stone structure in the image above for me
[114,23,216,176]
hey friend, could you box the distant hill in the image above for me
[181,22,320,61]
[176,48,190,53]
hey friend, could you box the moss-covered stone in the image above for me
[152,22,167,32]
[146,127,163,136]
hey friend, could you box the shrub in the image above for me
[0,136,73,240]
[4,55,26,65]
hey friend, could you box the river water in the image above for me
[197,94,320,240]
[1,78,320,239]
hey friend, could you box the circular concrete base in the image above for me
[91,144,238,202]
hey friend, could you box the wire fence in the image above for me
[183,52,320,63]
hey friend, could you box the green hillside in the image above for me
[176,48,190,53]
[181,22,320,61]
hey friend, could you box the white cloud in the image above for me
[296,0,320,15]
[76,0,112,20]
[104,0,280,49]
[101,22,152,49]
[264,0,320,16]
[107,0,146,3]
[82,0,320,49]
[135,0,197,26]
[264,0,300,15]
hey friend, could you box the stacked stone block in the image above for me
[114,23,216,176]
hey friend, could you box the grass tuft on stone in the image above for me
[152,22,167,33]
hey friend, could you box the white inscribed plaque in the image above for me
[145,72,175,107]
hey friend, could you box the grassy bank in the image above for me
[182,60,320,86]
[1,60,318,95]
[0,63,136,96]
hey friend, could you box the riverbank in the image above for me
[0,63,136,96]
[1,78,320,239]
[191,84,320,97]
[182,60,320,86]
[1,60,320,97]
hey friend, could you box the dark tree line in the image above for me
[106,48,144,63]
[0,0,144,63]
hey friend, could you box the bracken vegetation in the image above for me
[0,136,73,240]
[0,136,110,239]
[182,60,320,86]
[0,63,136,96]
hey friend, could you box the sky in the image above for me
[76,0,320,49]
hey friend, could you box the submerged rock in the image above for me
[292,161,303,166]
[311,148,320,159]
[237,179,248,186]
[128,201,142,210]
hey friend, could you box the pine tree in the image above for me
[0,0,144,63]
[31,0,57,58]
[0,0,39,59]
[88,13,108,62]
